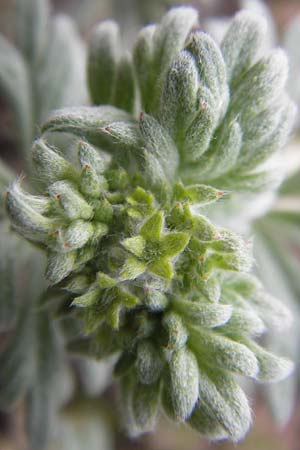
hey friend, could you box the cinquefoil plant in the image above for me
[6,7,296,442]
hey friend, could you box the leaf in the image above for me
[0,34,33,149]
[221,10,267,85]
[31,138,78,185]
[151,7,198,113]
[87,20,120,105]
[131,382,160,433]
[164,347,199,422]
[188,401,228,440]
[113,53,135,113]
[187,31,228,116]
[0,244,46,409]
[26,312,64,450]
[159,49,198,144]
[139,113,179,185]
[196,366,252,442]
[36,15,87,122]
[197,119,242,180]
[42,105,131,136]
[173,300,232,328]
[133,24,157,113]
[243,340,294,383]
[15,0,50,66]
[251,222,300,424]
[136,340,163,385]
[190,328,259,378]
[162,312,188,351]
[46,251,76,284]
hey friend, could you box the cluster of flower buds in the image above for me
[6,6,295,442]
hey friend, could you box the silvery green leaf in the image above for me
[182,88,217,163]
[46,251,77,284]
[240,0,276,50]
[187,31,228,118]
[0,301,35,409]
[139,113,179,186]
[162,312,188,352]
[15,0,49,66]
[136,340,163,385]
[113,53,135,114]
[6,182,56,242]
[237,99,296,171]
[0,222,22,330]
[31,138,78,185]
[253,222,300,424]
[42,106,131,143]
[131,381,160,433]
[243,340,294,383]
[159,50,199,145]
[190,328,258,377]
[150,7,198,113]
[230,49,288,117]
[197,119,242,180]
[0,34,33,149]
[37,15,87,122]
[173,299,232,328]
[208,169,278,193]
[188,401,228,440]
[0,245,45,409]
[88,20,119,105]
[164,347,199,422]
[221,10,267,85]
[218,301,265,338]
[133,24,157,113]
[26,312,63,450]
[196,367,252,442]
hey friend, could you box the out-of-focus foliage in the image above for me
[0,0,86,155]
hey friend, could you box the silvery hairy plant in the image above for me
[5,6,296,443]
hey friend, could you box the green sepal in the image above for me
[120,256,146,280]
[148,258,174,279]
[122,236,146,257]
[140,211,163,241]
[161,232,190,258]
[72,288,100,308]
[173,182,225,205]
